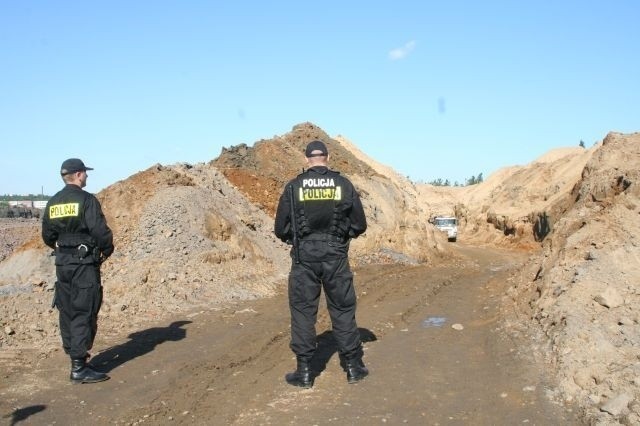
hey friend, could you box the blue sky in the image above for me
[2,1,639,195]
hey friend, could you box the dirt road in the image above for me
[1,245,582,425]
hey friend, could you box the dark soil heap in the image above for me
[212,122,378,215]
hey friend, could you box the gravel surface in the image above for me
[0,218,40,262]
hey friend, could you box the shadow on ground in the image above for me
[90,320,192,372]
[3,404,46,426]
[310,327,377,376]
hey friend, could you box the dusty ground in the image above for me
[0,219,39,263]
[1,124,638,425]
[0,245,582,425]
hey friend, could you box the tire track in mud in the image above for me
[218,247,582,425]
[117,262,461,424]
[114,299,294,424]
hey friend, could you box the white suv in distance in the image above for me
[433,216,458,242]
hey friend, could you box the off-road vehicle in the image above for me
[433,216,458,242]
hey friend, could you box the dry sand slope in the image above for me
[1,123,639,424]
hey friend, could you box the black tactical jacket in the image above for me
[274,166,367,247]
[42,184,114,263]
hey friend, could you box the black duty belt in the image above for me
[57,246,82,254]
[56,244,92,257]
[299,233,345,242]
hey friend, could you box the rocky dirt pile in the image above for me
[504,132,640,424]
[0,163,292,351]
[0,218,39,263]
[427,131,639,424]
[214,122,453,264]
[454,145,594,249]
[212,122,378,216]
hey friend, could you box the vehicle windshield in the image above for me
[434,218,456,226]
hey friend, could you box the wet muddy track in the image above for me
[1,245,583,425]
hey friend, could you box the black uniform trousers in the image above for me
[54,262,103,359]
[288,251,361,361]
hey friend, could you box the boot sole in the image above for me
[347,373,368,384]
[285,379,313,388]
[70,376,110,384]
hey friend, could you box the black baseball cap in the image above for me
[60,158,93,175]
[305,140,328,157]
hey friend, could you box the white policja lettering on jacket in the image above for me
[302,178,335,188]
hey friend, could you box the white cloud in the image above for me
[388,40,417,61]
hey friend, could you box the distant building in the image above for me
[9,200,34,208]
[7,200,47,210]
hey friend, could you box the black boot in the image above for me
[345,357,368,384]
[285,358,314,388]
[70,358,109,384]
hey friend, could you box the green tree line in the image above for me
[1,194,51,201]
[427,173,484,187]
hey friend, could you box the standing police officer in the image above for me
[42,158,114,384]
[274,140,368,388]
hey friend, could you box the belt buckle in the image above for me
[78,244,89,258]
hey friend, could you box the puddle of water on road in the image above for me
[0,284,33,297]
[422,317,447,328]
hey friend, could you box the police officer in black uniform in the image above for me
[42,158,114,384]
[274,140,368,388]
